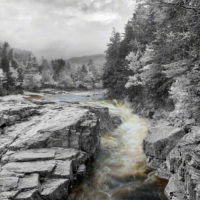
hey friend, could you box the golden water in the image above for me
[69,100,167,200]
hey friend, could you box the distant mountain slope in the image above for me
[13,48,33,64]
[67,54,105,66]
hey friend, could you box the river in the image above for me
[43,90,167,200]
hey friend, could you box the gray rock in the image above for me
[165,128,200,200]
[156,162,170,180]
[0,176,19,192]
[0,94,114,200]
[0,191,19,200]
[143,121,185,169]
[40,179,70,200]
[54,148,79,160]
[1,149,55,163]
[0,96,114,200]
[15,189,42,200]
[2,160,56,175]
[165,175,186,200]
[77,164,86,176]
[144,125,200,200]
[18,173,40,190]
[53,160,73,179]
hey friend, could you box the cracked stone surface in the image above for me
[143,120,200,200]
[0,94,115,200]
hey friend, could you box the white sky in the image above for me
[0,0,137,59]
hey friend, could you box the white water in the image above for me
[37,90,166,200]
[69,100,166,200]
[90,100,148,176]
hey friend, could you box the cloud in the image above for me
[0,0,137,59]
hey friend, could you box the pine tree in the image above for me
[1,42,10,73]
[103,29,121,92]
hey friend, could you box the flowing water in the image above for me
[43,90,167,200]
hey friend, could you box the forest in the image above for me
[103,0,200,126]
[0,42,104,95]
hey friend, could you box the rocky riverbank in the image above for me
[143,118,200,200]
[0,94,116,200]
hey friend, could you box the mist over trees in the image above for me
[103,0,200,125]
[0,42,105,95]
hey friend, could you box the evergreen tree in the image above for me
[103,29,122,96]
[1,42,10,73]
[51,59,66,80]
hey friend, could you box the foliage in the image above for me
[51,59,66,80]
[103,0,200,120]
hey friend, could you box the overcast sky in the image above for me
[0,0,137,59]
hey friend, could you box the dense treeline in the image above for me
[0,43,104,95]
[103,0,200,125]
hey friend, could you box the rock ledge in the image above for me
[0,95,115,200]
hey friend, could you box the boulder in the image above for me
[15,189,42,200]
[165,128,200,200]
[165,175,186,200]
[40,179,70,200]
[144,124,200,200]
[143,121,185,169]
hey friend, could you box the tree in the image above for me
[40,59,54,84]
[51,59,66,80]
[103,29,121,93]
[1,42,10,73]
[81,64,88,73]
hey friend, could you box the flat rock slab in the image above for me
[144,125,184,159]
[18,173,40,190]
[40,179,70,200]
[8,104,89,150]
[54,148,79,160]
[53,160,73,179]
[0,148,87,199]
[2,160,56,175]
[2,149,56,163]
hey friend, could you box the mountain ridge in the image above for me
[67,54,105,66]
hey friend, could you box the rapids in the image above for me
[44,90,167,200]
[69,100,167,200]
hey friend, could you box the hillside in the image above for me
[67,54,105,66]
